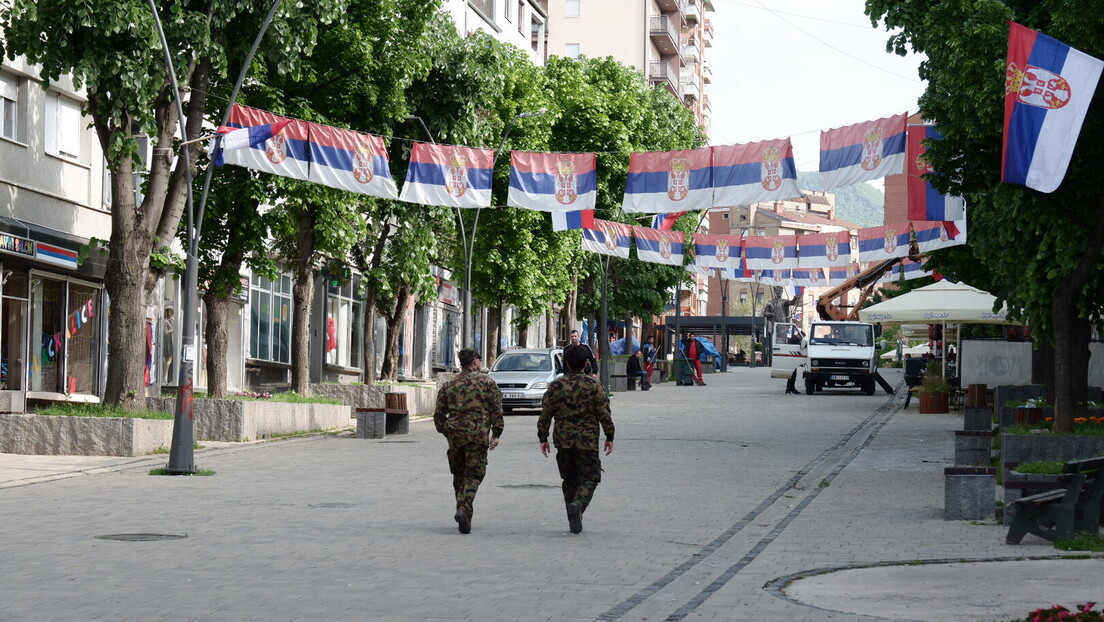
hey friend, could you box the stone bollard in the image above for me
[954,430,994,466]
[944,467,996,521]
[963,408,993,432]
[355,408,386,439]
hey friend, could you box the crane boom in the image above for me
[815,253,923,321]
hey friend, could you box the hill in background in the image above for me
[796,171,885,228]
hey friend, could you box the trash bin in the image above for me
[673,359,694,386]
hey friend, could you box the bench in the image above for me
[354,407,410,439]
[611,374,642,391]
[1005,456,1104,544]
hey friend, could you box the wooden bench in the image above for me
[1005,456,1104,544]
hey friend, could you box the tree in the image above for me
[1,0,343,408]
[865,0,1104,431]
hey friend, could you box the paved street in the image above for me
[0,367,1099,621]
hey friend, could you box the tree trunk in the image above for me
[379,284,411,381]
[103,252,152,410]
[202,292,231,399]
[566,273,578,336]
[545,307,555,347]
[487,305,501,368]
[290,208,316,396]
[362,291,378,385]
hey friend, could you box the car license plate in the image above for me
[830,375,849,381]
[503,392,525,399]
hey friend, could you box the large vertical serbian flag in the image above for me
[622,148,713,213]
[744,234,798,271]
[307,123,398,199]
[712,139,801,206]
[857,222,912,262]
[797,230,852,268]
[581,219,631,258]
[819,113,907,191]
[691,233,740,269]
[1002,22,1103,193]
[399,142,494,208]
[632,226,686,266]
[907,125,965,220]
[216,104,310,181]
[507,151,597,212]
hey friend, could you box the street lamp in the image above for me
[463,108,547,357]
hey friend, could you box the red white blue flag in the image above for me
[691,233,740,269]
[622,148,713,213]
[1002,21,1103,193]
[744,234,799,271]
[857,222,912,262]
[790,267,825,287]
[632,226,686,266]
[907,125,965,221]
[307,123,398,199]
[651,211,687,230]
[877,257,932,284]
[819,113,907,191]
[551,209,595,231]
[797,230,852,268]
[399,142,494,208]
[712,139,801,206]
[581,220,631,258]
[912,220,963,253]
[508,151,597,212]
[216,104,309,181]
[827,262,862,285]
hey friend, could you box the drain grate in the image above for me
[308,503,358,509]
[96,533,188,542]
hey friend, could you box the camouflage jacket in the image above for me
[434,370,504,446]
[538,372,614,450]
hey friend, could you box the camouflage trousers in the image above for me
[555,448,603,513]
[446,440,489,518]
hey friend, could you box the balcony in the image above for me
[703,19,714,44]
[649,61,681,98]
[684,1,700,24]
[649,15,680,56]
[702,60,712,83]
[682,79,700,103]
[655,0,683,14]
[683,36,700,64]
[702,93,711,111]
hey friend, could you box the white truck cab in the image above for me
[771,321,879,395]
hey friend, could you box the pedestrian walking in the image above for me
[434,347,504,534]
[538,344,615,534]
[568,329,599,378]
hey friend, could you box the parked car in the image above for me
[489,348,564,412]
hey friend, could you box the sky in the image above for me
[706,0,927,174]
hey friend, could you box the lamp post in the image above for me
[463,108,547,357]
[149,0,285,474]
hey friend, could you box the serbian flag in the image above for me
[744,234,799,271]
[1002,22,1103,193]
[797,230,851,268]
[718,262,753,281]
[551,209,595,231]
[692,233,740,269]
[581,219,631,258]
[306,123,398,199]
[758,268,790,286]
[907,125,965,221]
[712,139,801,206]
[878,258,932,284]
[651,211,687,229]
[632,226,686,266]
[819,113,907,191]
[507,151,597,211]
[399,142,494,208]
[622,148,713,213]
[827,264,855,285]
[857,222,912,262]
[216,104,309,181]
[912,220,963,253]
[790,267,825,287]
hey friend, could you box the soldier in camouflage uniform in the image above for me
[434,347,504,534]
[538,344,615,534]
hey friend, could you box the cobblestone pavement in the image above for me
[0,367,1099,621]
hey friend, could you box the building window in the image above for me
[325,276,362,369]
[249,272,292,364]
[469,0,494,22]
[565,43,581,59]
[518,1,525,33]
[30,276,66,393]
[66,282,102,394]
[45,91,82,161]
[28,276,102,394]
[0,72,22,142]
[566,0,580,17]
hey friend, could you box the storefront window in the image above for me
[324,277,361,369]
[249,273,292,364]
[2,270,28,390]
[67,283,100,394]
[29,276,65,393]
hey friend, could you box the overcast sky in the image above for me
[707,0,927,174]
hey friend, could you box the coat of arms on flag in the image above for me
[555,160,578,205]
[667,158,690,201]
[446,154,469,198]
[760,146,783,191]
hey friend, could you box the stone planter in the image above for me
[944,467,996,521]
[147,398,352,441]
[1000,406,1053,429]
[0,413,173,456]
[310,382,437,416]
[1000,432,1104,482]
[963,408,993,432]
[954,430,993,466]
[919,391,949,414]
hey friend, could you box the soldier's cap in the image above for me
[459,347,480,365]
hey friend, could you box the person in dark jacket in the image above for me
[682,332,706,386]
[626,349,650,390]
[568,329,599,377]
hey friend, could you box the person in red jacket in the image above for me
[682,332,706,386]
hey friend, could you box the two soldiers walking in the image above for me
[434,344,615,535]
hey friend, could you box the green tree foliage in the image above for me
[796,171,885,227]
[865,0,1104,430]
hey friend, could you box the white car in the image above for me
[489,348,564,412]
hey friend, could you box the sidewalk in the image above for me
[0,369,1100,621]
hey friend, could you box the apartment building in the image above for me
[444,0,551,66]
